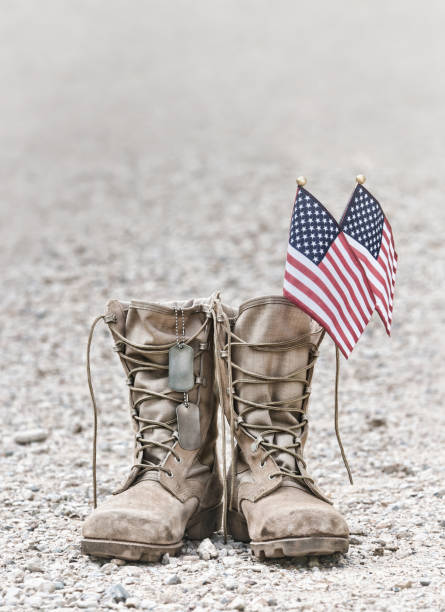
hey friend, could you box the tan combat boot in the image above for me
[214,295,349,559]
[81,296,223,562]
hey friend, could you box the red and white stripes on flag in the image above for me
[340,185,398,335]
[283,187,376,358]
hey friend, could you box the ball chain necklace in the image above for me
[168,306,201,450]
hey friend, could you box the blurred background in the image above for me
[1,2,444,607]
[1,0,444,230]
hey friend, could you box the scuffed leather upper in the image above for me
[242,486,348,542]
[83,296,223,546]
[216,296,349,541]
[82,480,198,545]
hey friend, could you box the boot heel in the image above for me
[185,503,222,540]
[227,509,250,542]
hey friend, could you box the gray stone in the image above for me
[165,574,181,585]
[14,429,49,444]
[111,557,126,566]
[11,569,25,582]
[108,584,130,602]
[4,587,21,605]
[224,578,237,591]
[26,595,43,609]
[197,538,218,561]
[37,580,56,593]
[26,559,44,572]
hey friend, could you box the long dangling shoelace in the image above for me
[211,299,353,541]
[86,310,210,508]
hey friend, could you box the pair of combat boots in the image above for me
[81,293,349,562]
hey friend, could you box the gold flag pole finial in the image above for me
[356,174,366,185]
[296,176,307,187]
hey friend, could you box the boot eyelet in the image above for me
[167,470,174,478]
[268,474,275,480]
[175,456,182,463]
[259,461,265,469]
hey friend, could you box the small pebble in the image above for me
[165,574,181,585]
[14,429,49,444]
[108,584,130,603]
[197,538,218,561]
[224,578,237,591]
[37,580,56,593]
[230,596,246,610]
[4,587,21,605]
[26,595,43,609]
[11,569,25,582]
[395,581,412,589]
[111,558,126,566]
[26,559,44,573]
[367,417,387,428]
[72,422,83,434]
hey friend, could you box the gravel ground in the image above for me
[1,2,444,610]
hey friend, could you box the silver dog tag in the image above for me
[176,402,201,450]
[168,344,195,391]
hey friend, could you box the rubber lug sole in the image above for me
[81,502,222,562]
[228,509,349,558]
[251,536,349,559]
[80,538,181,562]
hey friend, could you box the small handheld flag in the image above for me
[340,177,398,335]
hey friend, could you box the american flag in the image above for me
[340,185,398,335]
[283,187,376,358]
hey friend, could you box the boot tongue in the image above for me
[233,298,318,474]
[122,299,213,467]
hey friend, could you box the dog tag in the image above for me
[168,344,194,391]
[176,402,201,450]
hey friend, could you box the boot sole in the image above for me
[228,509,349,558]
[81,502,222,562]
[80,537,182,562]
[251,536,349,559]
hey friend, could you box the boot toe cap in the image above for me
[242,486,349,542]
[82,507,183,545]
[82,481,196,546]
